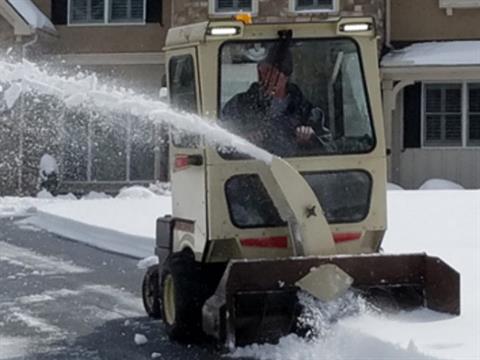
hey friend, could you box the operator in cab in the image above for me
[220,42,330,157]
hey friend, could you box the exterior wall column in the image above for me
[382,80,395,181]
[382,78,414,184]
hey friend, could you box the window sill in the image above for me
[291,8,336,13]
[67,22,147,27]
[439,0,480,15]
[208,11,258,18]
[420,146,480,149]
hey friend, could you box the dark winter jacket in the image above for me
[221,82,321,157]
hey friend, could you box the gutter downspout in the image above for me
[17,33,39,194]
[385,0,392,49]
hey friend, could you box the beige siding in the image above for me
[391,0,480,41]
[48,25,168,54]
[396,149,480,189]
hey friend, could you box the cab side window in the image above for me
[169,55,197,113]
[169,54,199,147]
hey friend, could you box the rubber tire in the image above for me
[160,249,205,343]
[142,265,162,319]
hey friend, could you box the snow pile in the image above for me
[38,153,58,177]
[382,41,480,67]
[117,186,157,199]
[419,178,464,190]
[7,0,56,32]
[387,182,404,191]
[0,185,170,258]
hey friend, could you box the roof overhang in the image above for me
[0,1,33,36]
[382,65,480,81]
[0,0,56,37]
[381,41,480,82]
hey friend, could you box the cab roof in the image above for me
[164,17,375,50]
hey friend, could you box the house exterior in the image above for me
[382,0,480,189]
[1,0,388,196]
[0,0,170,195]
[4,0,477,194]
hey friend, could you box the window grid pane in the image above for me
[424,84,462,147]
[110,0,144,22]
[70,0,145,24]
[70,0,105,23]
[216,0,252,12]
[468,84,480,146]
[296,0,334,11]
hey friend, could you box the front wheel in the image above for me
[160,249,204,342]
[142,265,161,319]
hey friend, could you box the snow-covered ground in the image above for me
[0,185,479,359]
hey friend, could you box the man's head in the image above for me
[257,44,293,98]
[262,43,293,77]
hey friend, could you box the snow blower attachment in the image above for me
[142,16,461,348]
[202,254,460,347]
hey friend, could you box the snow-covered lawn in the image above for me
[0,186,479,359]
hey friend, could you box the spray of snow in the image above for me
[0,58,273,163]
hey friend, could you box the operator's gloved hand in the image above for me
[296,126,315,143]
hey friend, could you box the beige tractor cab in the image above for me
[141,16,460,347]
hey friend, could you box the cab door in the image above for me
[166,48,207,259]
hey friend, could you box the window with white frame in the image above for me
[423,82,480,147]
[291,0,337,12]
[69,0,145,25]
[212,0,254,13]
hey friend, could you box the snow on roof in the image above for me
[381,41,480,67]
[7,0,56,33]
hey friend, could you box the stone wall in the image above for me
[172,0,386,45]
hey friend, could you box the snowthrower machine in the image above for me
[141,16,460,348]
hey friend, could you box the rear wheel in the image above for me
[160,249,204,342]
[142,265,161,319]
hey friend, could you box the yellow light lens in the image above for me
[235,13,253,25]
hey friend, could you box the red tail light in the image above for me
[174,154,189,171]
[240,236,288,248]
[333,232,362,243]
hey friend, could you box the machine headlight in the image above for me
[340,23,371,32]
[207,27,240,36]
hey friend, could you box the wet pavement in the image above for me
[0,218,223,360]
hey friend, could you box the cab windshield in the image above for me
[219,38,375,158]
